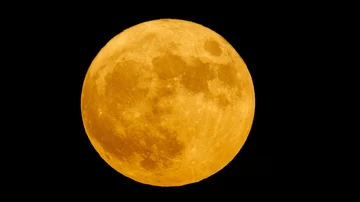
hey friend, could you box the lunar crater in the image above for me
[204,40,222,56]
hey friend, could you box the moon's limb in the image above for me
[81,19,255,186]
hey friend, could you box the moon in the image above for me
[81,19,255,187]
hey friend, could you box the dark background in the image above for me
[33,14,273,192]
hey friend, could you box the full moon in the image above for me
[81,19,255,186]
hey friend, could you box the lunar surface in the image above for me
[81,19,255,186]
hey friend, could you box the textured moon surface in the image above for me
[81,19,255,186]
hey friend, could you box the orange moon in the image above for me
[81,19,255,187]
